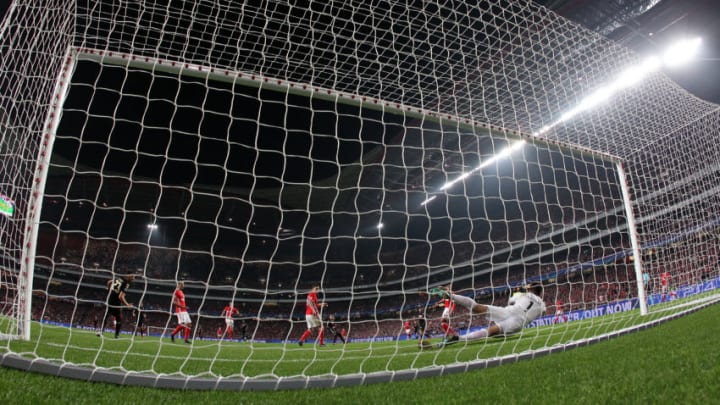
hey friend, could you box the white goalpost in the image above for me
[1,0,720,390]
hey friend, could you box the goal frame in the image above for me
[2,45,662,390]
[12,45,653,341]
[8,48,75,341]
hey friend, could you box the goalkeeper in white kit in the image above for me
[423,283,546,349]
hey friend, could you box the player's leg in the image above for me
[440,318,457,338]
[170,323,184,342]
[299,315,317,346]
[97,307,110,336]
[114,310,122,338]
[430,287,487,314]
[170,312,188,342]
[299,329,311,345]
[183,319,192,343]
[461,324,502,341]
[318,327,325,346]
[225,320,234,340]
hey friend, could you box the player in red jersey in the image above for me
[660,271,677,302]
[660,271,671,302]
[404,320,413,339]
[221,302,240,340]
[298,285,326,346]
[169,281,192,344]
[553,299,567,323]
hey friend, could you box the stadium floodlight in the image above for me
[440,171,474,191]
[420,195,437,206]
[147,224,158,231]
[478,141,526,168]
[439,141,526,192]
[662,37,702,68]
[615,57,662,89]
[534,39,700,136]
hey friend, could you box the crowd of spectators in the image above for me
[14,222,718,342]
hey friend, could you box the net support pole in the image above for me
[17,47,77,339]
[616,162,648,316]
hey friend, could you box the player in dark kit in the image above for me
[415,315,427,339]
[98,274,136,338]
[325,315,346,344]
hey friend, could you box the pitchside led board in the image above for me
[0,194,14,217]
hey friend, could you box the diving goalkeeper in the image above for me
[424,283,546,349]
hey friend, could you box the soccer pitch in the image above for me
[1,297,707,384]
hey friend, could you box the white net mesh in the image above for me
[1,0,719,390]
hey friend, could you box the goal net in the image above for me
[1,0,719,390]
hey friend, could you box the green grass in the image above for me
[1,302,719,403]
[1,300,697,380]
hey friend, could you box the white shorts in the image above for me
[485,305,527,335]
[305,314,321,329]
[225,319,234,328]
[442,308,453,319]
[176,311,191,324]
[405,328,412,335]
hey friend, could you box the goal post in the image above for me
[616,162,649,316]
[1,0,719,391]
[0,0,76,340]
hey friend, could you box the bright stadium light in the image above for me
[615,56,661,88]
[147,224,158,231]
[420,195,437,206]
[662,37,702,68]
[534,38,701,136]
[440,171,474,191]
[478,140,526,169]
[439,141,526,191]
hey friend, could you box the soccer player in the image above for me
[325,315,346,344]
[98,274,135,338]
[553,299,567,323]
[403,320,413,339]
[435,293,457,340]
[437,294,456,320]
[298,285,326,346]
[221,302,240,340]
[169,281,192,344]
[440,316,458,341]
[660,271,677,302]
[415,314,427,340]
[238,319,249,341]
[424,283,546,349]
